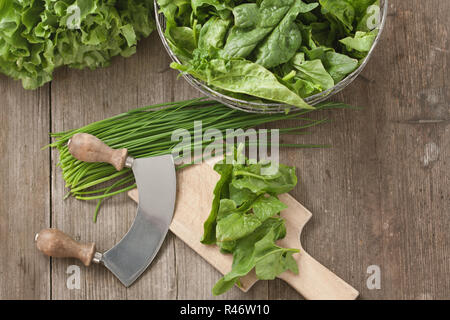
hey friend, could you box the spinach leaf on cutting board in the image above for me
[213,218,299,295]
[201,150,299,295]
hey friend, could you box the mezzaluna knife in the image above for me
[36,133,176,287]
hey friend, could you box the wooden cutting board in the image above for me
[128,157,359,300]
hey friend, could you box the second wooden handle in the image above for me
[35,228,96,267]
[68,133,128,171]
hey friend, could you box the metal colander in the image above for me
[155,0,388,113]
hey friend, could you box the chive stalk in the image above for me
[48,98,352,221]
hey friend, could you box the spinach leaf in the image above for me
[158,0,191,25]
[355,0,379,31]
[323,51,358,83]
[254,227,299,279]
[216,194,287,242]
[254,1,318,69]
[319,0,355,32]
[291,54,335,94]
[172,58,315,109]
[160,0,380,106]
[231,163,298,195]
[212,217,299,295]
[232,3,260,29]
[198,17,230,51]
[339,30,378,58]
[229,183,254,207]
[201,163,233,244]
[201,150,299,295]
[216,210,262,242]
[168,26,197,53]
[191,0,230,14]
[222,0,294,59]
[291,78,322,97]
[298,47,358,84]
[216,199,238,220]
[252,195,288,221]
[348,0,378,20]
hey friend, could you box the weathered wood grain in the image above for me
[0,79,50,299]
[0,0,448,300]
[269,0,449,300]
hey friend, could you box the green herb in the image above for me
[48,98,353,222]
[202,147,299,295]
[160,0,379,107]
[0,0,155,89]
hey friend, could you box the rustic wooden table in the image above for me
[1,0,448,300]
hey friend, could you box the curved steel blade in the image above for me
[102,155,176,287]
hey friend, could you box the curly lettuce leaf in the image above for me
[0,0,155,89]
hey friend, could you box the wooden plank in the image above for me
[0,78,51,299]
[43,0,449,300]
[50,33,177,299]
[269,0,449,300]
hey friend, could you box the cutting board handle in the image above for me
[35,228,98,267]
[68,133,129,171]
[278,250,359,300]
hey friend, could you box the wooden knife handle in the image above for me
[278,250,359,300]
[35,228,97,267]
[68,133,128,171]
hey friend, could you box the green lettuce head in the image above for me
[0,0,155,89]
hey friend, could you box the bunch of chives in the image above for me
[48,98,351,221]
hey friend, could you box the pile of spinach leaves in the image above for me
[202,150,299,295]
[159,0,380,109]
